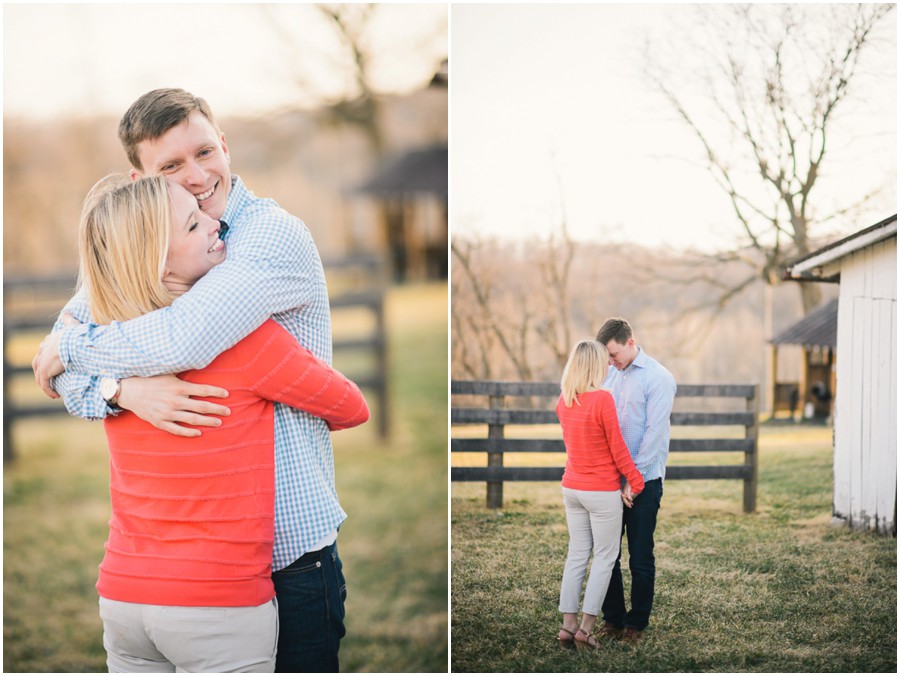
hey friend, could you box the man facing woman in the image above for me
[79,174,369,672]
[555,339,644,651]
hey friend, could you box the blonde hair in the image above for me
[560,339,609,407]
[78,174,177,324]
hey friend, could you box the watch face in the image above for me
[101,378,118,402]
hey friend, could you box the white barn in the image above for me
[785,215,897,536]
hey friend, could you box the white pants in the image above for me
[99,597,278,673]
[559,488,623,616]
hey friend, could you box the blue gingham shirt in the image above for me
[602,347,676,482]
[52,175,343,570]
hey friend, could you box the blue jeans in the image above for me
[271,542,346,673]
[601,479,663,631]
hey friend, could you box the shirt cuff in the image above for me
[58,323,91,371]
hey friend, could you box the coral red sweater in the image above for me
[96,319,369,607]
[556,389,645,494]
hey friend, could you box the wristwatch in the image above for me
[100,377,122,406]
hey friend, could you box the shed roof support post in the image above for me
[769,345,779,419]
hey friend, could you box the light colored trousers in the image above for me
[99,597,278,673]
[559,487,624,616]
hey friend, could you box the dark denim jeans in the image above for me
[271,542,346,673]
[601,478,663,631]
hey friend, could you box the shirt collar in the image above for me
[221,174,246,229]
[628,346,648,370]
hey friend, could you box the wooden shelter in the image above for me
[769,299,837,420]
[358,144,448,282]
[784,214,897,535]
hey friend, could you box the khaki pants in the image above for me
[99,597,278,673]
[559,487,623,616]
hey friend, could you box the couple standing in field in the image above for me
[31,88,370,672]
[555,318,676,650]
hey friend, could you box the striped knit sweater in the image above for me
[96,319,368,607]
[556,389,645,494]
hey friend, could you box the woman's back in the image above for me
[556,388,643,494]
[98,319,368,607]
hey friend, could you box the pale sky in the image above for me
[3,3,448,119]
[3,3,896,253]
[451,4,897,252]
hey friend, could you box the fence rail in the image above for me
[451,379,759,512]
[4,256,389,461]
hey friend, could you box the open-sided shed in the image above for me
[769,299,837,419]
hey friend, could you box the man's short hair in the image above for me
[596,317,633,346]
[118,88,221,171]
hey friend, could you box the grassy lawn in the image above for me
[451,425,896,673]
[3,282,448,673]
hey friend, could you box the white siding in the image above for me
[832,236,897,534]
[833,295,852,522]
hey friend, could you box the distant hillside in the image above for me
[451,233,838,402]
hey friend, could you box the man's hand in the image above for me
[32,312,80,398]
[117,374,231,438]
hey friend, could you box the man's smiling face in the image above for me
[132,111,231,220]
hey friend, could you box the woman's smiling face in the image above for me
[162,181,226,291]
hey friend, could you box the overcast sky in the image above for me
[450,3,897,252]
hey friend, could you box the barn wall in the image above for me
[833,236,897,535]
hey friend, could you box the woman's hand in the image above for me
[621,483,635,508]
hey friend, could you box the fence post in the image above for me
[743,384,759,513]
[3,329,13,463]
[374,295,389,438]
[486,393,504,509]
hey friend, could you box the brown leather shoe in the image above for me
[622,627,643,644]
[596,622,625,640]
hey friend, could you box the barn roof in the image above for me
[770,299,838,348]
[358,145,447,196]
[783,214,897,282]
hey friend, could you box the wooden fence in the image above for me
[3,256,389,461]
[451,380,759,512]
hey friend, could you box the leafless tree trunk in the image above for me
[259,3,384,154]
[534,218,576,370]
[451,238,534,381]
[451,189,579,381]
[646,3,894,314]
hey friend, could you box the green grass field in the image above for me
[451,426,896,673]
[3,282,448,673]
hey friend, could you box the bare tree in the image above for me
[647,3,895,314]
[316,4,385,153]
[451,238,535,381]
[259,4,446,157]
[450,278,492,380]
[451,232,808,387]
[534,168,577,369]
[451,172,579,382]
[259,4,384,152]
